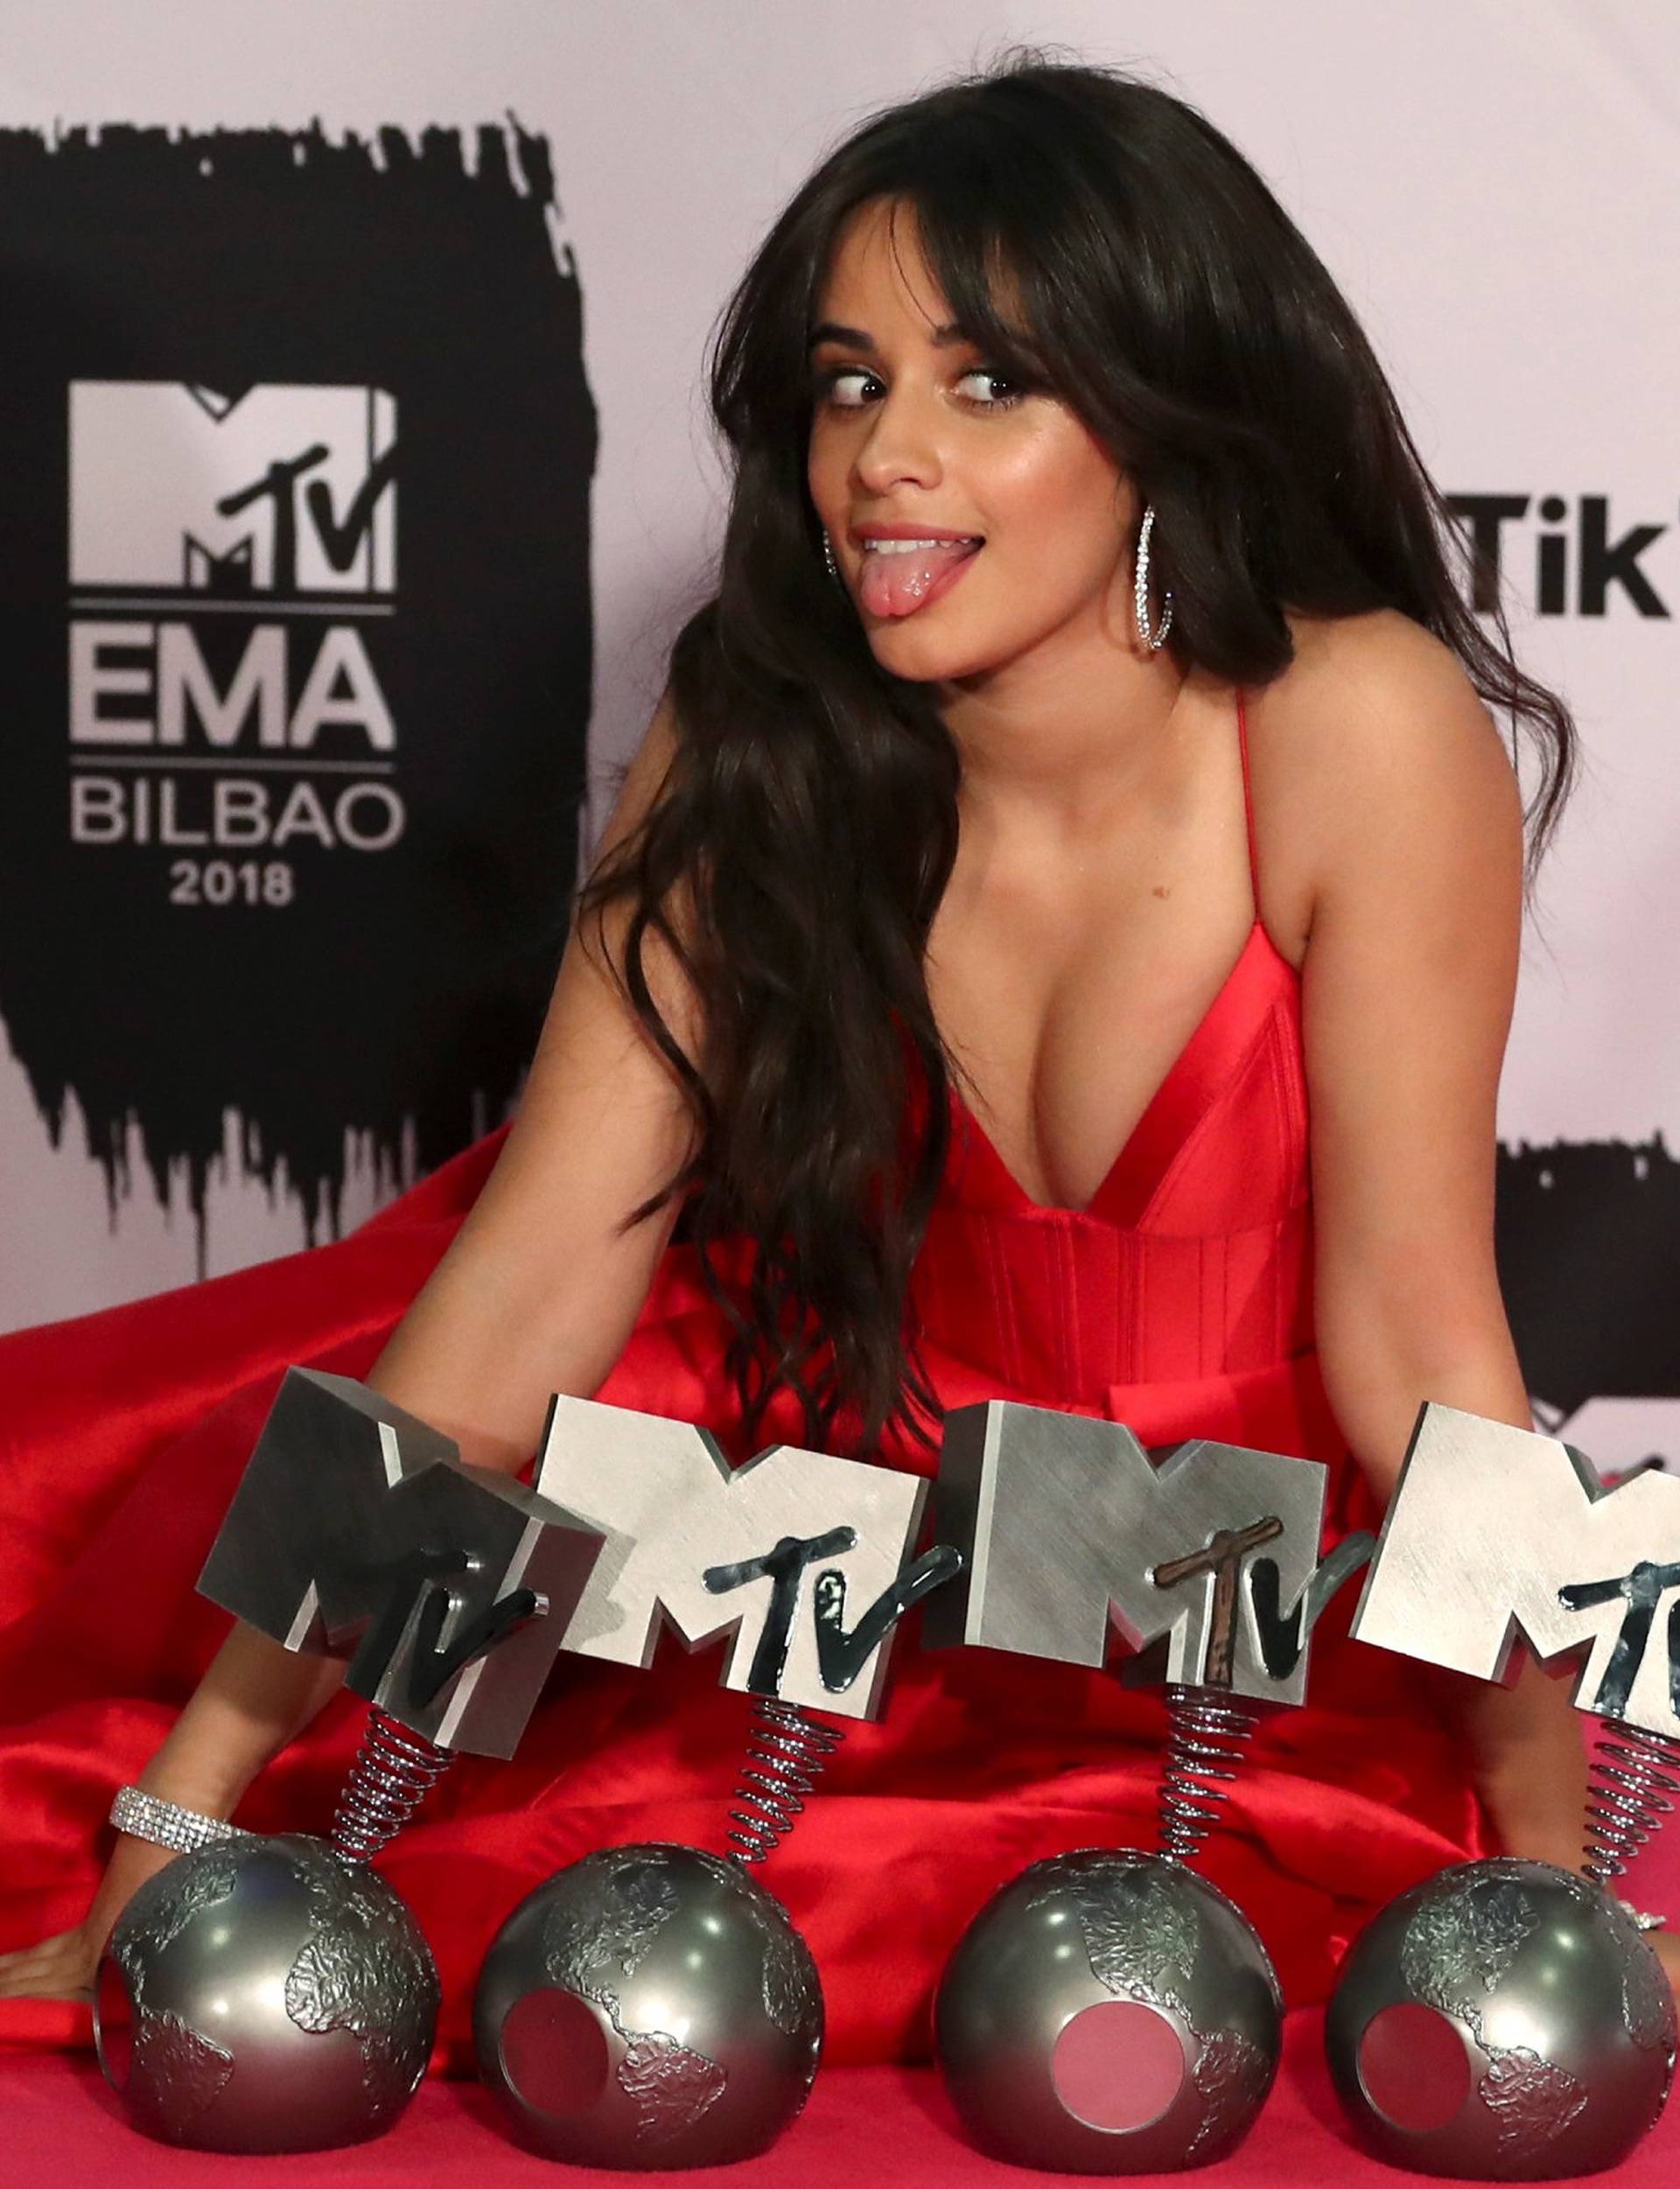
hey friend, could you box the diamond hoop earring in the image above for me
[1133,503,1173,651]
[821,530,843,587]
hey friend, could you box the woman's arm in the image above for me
[360,694,702,1465]
[0,691,703,1998]
[150,697,703,1801]
[1271,613,1591,1866]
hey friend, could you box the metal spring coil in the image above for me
[1582,1721,1680,1885]
[1158,1683,1259,1864]
[725,1698,845,1865]
[331,1707,456,1864]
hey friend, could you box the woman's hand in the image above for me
[0,1624,347,2005]
[0,1923,99,2001]
[0,1831,179,1999]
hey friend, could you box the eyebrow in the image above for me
[807,319,971,353]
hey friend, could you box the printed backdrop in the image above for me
[0,117,594,1252]
[0,2,1674,1478]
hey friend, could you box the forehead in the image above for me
[814,198,953,332]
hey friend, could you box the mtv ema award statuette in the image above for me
[96,1368,606,2155]
[924,1401,1374,2172]
[1330,1402,1679,2178]
[471,1395,961,2169]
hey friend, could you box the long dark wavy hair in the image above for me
[577,50,1578,1463]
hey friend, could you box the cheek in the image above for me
[984,434,1125,574]
[807,422,852,514]
[805,438,831,521]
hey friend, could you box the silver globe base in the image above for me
[94,1832,438,2152]
[473,1842,823,2168]
[934,1849,1282,2172]
[1326,1857,1676,2178]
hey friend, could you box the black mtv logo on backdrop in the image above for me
[0,120,597,1248]
[1496,1134,1680,1464]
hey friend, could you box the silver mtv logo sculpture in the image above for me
[198,1369,602,1757]
[531,1395,951,1723]
[69,381,396,594]
[1354,1402,1680,1738]
[924,1400,1372,1705]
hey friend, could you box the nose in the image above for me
[850,382,945,498]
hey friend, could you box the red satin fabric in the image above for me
[0,702,1488,2069]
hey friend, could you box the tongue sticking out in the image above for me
[858,540,981,619]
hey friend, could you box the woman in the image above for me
[1,54,1663,2060]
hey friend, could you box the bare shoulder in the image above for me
[1243,608,1523,942]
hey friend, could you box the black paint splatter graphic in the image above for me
[1496,1134,1680,1423]
[0,121,595,1250]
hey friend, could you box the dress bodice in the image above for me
[896,686,1345,1493]
[912,913,1313,1410]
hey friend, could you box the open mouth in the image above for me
[857,536,984,619]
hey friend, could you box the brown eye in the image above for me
[955,367,1026,409]
[814,366,878,408]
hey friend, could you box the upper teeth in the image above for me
[864,537,977,553]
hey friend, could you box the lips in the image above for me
[856,536,984,619]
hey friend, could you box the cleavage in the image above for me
[937,899,1257,1213]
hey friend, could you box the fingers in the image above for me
[0,1930,96,1998]
[0,1941,66,1976]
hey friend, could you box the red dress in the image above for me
[0,693,1488,2068]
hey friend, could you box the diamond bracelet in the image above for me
[109,1785,252,1857]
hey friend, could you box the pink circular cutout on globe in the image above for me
[1052,1999,1187,2131]
[500,1989,612,2118]
[1358,2001,1472,2131]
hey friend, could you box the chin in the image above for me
[863,616,1018,684]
